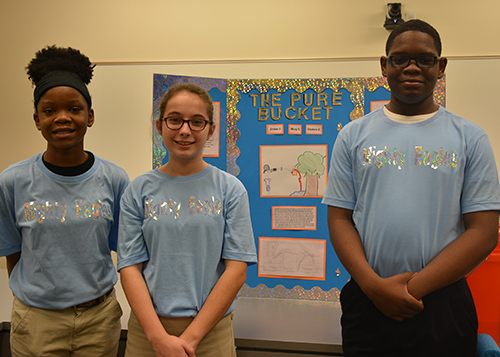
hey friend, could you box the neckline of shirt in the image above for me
[383,106,438,123]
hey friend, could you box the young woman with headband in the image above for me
[0,45,129,356]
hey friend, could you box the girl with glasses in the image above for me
[118,83,257,357]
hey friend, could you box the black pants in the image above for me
[340,278,478,357]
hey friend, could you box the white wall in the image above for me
[1,0,500,330]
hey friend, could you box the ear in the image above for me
[156,119,163,134]
[207,122,216,140]
[437,57,448,79]
[34,113,41,131]
[87,109,95,128]
[380,56,388,77]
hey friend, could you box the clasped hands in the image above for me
[364,271,424,322]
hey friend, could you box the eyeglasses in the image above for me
[163,117,211,131]
[387,55,440,69]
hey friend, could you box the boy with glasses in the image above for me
[322,19,500,356]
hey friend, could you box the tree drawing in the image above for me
[296,151,325,196]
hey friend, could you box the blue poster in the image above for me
[153,74,445,301]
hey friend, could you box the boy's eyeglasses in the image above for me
[388,55,440,69]
[163,118,211,131]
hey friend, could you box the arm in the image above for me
[327,206,423,321]
[6,252,20,277]
[180,259,247,350]
[407,210,498,300]
[120,264,195,357]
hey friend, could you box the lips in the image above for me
[175,140,194,146]
[52,128,75,136]
[401,79,423,87]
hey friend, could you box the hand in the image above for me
[364,271,424,322]
[179,332,199,353]
[150,334,196,357]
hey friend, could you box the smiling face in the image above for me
[381,30,447,115]
[156,90,215,170]
[34,86,94,164]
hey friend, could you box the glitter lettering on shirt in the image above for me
[415,146,458,169]
[75,200,112,220]
[362,145,458,170]
[190,196,223,216]
[24,200,112,223]
[24,201,68,223]
[143,196,223,220]
[363,146,406,170]
[144,199,181,220]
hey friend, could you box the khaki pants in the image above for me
[10,291,122,357]
[125,312,236,357]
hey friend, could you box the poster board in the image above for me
[153,73,446,301]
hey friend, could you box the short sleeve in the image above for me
[117,184,150,271]
[108,170,130,252]
[461,134,500,214]
[0,173,22,257]
[221,183,257,265]
[322,130,357,210]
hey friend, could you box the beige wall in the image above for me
[0,0,500,327]
[1,0,500,176]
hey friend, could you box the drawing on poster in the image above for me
[259,237,326,280]
[261,145,327,197]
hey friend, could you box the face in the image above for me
[34,86,94,155]
[381,30,447,115]
[156,91,215,165]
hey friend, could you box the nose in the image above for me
[404,58,420,71]
[178,120,192,134]
[54,110,72,122]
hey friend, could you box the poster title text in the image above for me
[249,92,342,121]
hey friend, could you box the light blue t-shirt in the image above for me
[117,165,257,318]
[0,153,130,309]
[322,106,500,278]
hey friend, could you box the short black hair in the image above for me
[26,45,94,86]
[385,19,442,56]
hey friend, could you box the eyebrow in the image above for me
[389,52,438,56]
[165,112,207,119]
[39,99,85,106]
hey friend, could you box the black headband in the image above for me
[34,72,92,108]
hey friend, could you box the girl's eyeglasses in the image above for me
[163,118,211,131]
